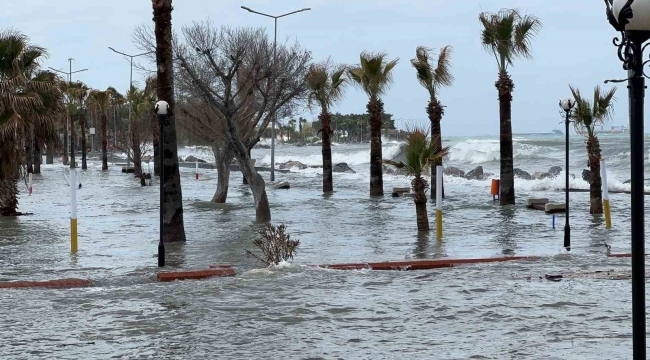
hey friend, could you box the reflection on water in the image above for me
[1,139,650,358]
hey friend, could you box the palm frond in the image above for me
[348,51,399,99]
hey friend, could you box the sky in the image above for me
[2,0,635,136]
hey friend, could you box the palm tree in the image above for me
[305,61,347,193]
[410,46,454,199]
[0,30,62,215]
[89,87,115,171]
[65,81,89,169]
[288,119,297,142]
[384,128,448,231]
[479,9,542,205]
[348,52,399,196]
[152,0,186,242]
[570,85,616,214]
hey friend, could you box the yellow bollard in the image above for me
[600,159,612,229]
[436,165,443,239]
[70,169,78,253]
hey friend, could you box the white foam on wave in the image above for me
[447,139,544,164]
[257,143,403,167]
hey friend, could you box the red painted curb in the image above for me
[209,264,233,269]
[0,278,91,289]
[607,253,650,258]
[319,256,539,271]
[157,268,236,282]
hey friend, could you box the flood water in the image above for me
[1,134,649,359]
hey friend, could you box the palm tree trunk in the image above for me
[62,109,69,165]
[151,109,160,176]
[26,134,33,174]
[34,142,41,174]
[101,112,108,171]
[413,176,429,231]
[428,99,445,199]
[496,70,515,205]
[153,0,186,242]
[587,134,604,214]
[81,109,87,170]
[368,97,384,196]
[70,112,76,168]
[212,144,233,203]
[321,110,334,193]
[0,179,19,216]
[46,145,53,164]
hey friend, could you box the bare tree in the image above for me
[173,23,310,222]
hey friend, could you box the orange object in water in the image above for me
[491,179,500,196]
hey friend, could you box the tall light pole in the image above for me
[241,5,311,182]
[48,59,88,167]
[604,1,647,358]
[108,47,154,168]
[559,98,574,250]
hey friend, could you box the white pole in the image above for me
[195,159,199,180]
[28,173,32,195]
[601,159,612,229]
[70,169,78,253]
[436,165,443,239]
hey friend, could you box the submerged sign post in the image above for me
[70,169,78,253]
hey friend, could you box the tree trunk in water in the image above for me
[427,99,445,199]
[367,97,384,196]
[234,147,271,222]
[133,144,146,186]
[587,134,604,214]
[413,177,429,231]
[321,110,333,193]
[496,70,515,205]
[46,145,53,164]
[242,149,251,185]
[151,109,160,176]
[153,0,186,242]
[33,142,41,174]
[63,109,69,165]
[70,112,76,168]
[101,112,108,171]
[0,179,19,216]
[26,137,33,174]
[212,144,233,203]
[81,109,87,170]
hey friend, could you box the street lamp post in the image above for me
[604,1,648,358]
[48,59,88,166]
[155,100,168,267]
[559,98,574,250]
[108,47,154,168]
[241,5,311,182]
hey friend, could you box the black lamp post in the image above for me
[559,98,575,250]
[155,100,168,267]
[604,1,647,358]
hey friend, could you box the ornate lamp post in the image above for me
[559,98,574,250]
[155,100,168,267]
[604,1,647,358]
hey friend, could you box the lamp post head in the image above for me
[560,98,575,111]
[607,0,650,32]
[241,6,252,12]
[155,100,169,115]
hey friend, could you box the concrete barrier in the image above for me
[0,278,91,289]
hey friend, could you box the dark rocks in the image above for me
[465,166,485,180]
[624,179,631,184]
[444,166,465,178]
[514,168,532,180]
[255,144,271,149]
[582,169,592,184]
[185,155,206,163]
[274,181,291,189]
[532,172,551,180]
[548,166,562,178]
[279,160,307,170]
[333,163,356,173]
[392,187,410,197]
